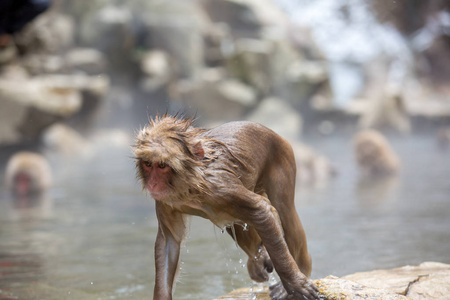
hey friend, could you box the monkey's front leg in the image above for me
[226,189,319,300]
[154,202,188,300]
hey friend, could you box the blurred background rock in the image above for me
[0,0,449,152]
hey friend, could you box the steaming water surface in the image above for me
[0,133,449,299]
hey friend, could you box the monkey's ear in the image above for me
[193,141,204,160]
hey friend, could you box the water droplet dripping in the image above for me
[229,224,238,248]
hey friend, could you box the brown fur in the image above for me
[5,151,52,195]
[353,130,400,176]
[134,114,319,300]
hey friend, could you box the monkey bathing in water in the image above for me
[5,151,52,197]
[134,114,319,300]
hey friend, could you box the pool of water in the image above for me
[0,132,449,299]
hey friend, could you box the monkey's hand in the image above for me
[269,276,319,300]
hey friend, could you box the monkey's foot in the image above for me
[269,280,319,300]
[247,254,273,282]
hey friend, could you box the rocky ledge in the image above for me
[214,262,450,300]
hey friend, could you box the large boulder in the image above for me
[343,262,450,299]
[0,73,109,145]
[174,68,257,123]
[214,262,450,299]
[214,277,409,299]
[246,97,302,140]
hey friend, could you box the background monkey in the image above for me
[5,151,52,197]
[134,114,318,300]
[353,130,400,177]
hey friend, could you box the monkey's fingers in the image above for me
[269,282,288,299]
[269,280,320,300]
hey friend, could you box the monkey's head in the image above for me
[5,152,52,196]
[134,115,207,201]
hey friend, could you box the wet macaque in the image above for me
[5,152,52,197]
[134,115,319,300]
[353,130,400,177]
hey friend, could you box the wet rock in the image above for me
[216,262,450,299]
[343,262,450,299]
[246,97,302,140]
[215,277,408,300]
[314,276,410,299]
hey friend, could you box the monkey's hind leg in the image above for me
[226,224,274,282]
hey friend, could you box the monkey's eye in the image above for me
[142,160,152,168]
[158,162,167,169]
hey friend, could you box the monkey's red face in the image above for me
[140,160,172,200]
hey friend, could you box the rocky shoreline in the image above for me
[215,262,450,300]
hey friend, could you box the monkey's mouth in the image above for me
[145,183,170,200]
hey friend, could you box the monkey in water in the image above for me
[5,151,52,197]
[353,130,400,177]
[134,115,319,300]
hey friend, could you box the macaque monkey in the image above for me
[5,151,52,197]
[353,130,400,177]
[134,115,319,300]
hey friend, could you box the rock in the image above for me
[139,50,174,92]
[202,0,289,39]
[64,48,107,75]
[314,276,410,299]
[285,60,328,102]
[0,73,109,145]
[215,277,409,299]
[216,262,450,299]
[0,77,81,145]
[78,4,137,69]
[139,1,210,78]
[42,123,91,156]
[225,38,273,95]
[246,97,302,141]
[357,88,411,133]
[15,12,75,55]
[174,68,257,123]
[201,0,263,38]
[343,262,450,298]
